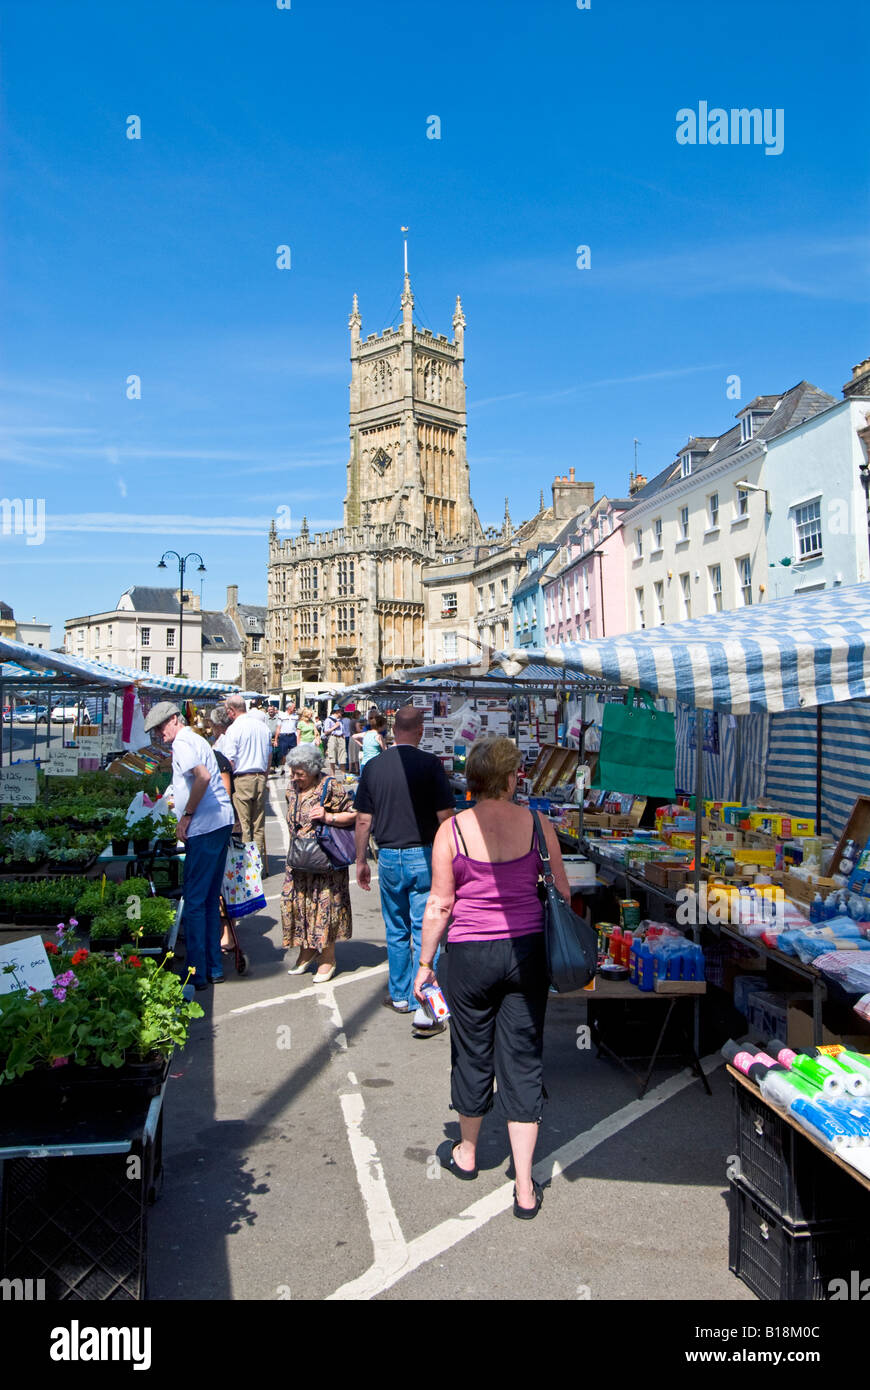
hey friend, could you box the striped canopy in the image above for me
[499,583,870,715]
[0,637,239,699]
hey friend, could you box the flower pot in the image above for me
[12,910,60,927]
[132,839,151,856]
[0,859,45,876]
[136,933,166,951]
[89,935,123,952]
[2,1053,170,1101]
[111,839,130,856]
[49,856,97,875]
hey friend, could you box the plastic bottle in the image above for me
[610,925,623,964]
[621,930,633,969]
[809,892,824,924]
[629,934,641,986]
[638,940,655,991]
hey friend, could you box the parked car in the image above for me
[51,704,90,724]
[15,705,49,723]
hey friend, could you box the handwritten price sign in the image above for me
[0,763,39,804]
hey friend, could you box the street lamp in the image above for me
[157,551,206,678]
[734,480,771,516]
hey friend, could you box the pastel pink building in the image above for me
[542,498,631,645]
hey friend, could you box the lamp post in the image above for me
[157,551,206,678]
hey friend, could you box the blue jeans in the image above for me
[182,824,233,984]
[377,846,440,1007]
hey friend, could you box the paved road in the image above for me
[148,774,755,1302]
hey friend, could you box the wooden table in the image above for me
[576,974,711,1098]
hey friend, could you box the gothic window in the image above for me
[337,559,356,596]
[423,361,443,404]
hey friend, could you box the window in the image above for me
[793,498,822,559]
[140,627,151,647]
[337,559,356,596]
[738,555,752,605]
[736,488,749,519]
[166,627,175,648]
[441,591,458,618]
[679,506,689,541]
[476,587,483,614]
[210,662,219,679]
[636,586,645,629]
[635,528,643,558]
[94,626,100,646]
[166,657,175,675]
[654,580,665,624]
[707,493,719,529]
[501,578,509,604]
[681,453,692,478]
[585,621,592,640]
[740,414,753,444]
[680,573,691,619]
[443,631,458,660]
[252,636,262,652]
[583,569,590,609]
[652,517,663,550]
[710,565,723,612]
[488,583,495,611]
[141,656,151,673]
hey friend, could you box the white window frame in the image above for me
[707,493,719,530]
[636,586,645,630]
[654,580,665,625]
[710,565,723,612]
[210,661,219,679]
[792,497,823,560]
[140,627,151,647]
[740,414,753,444]
[736,488,749,519]
[680,572,691,619]
[441,590,458,618]
[635,527,643,558]
[652,517,663,551]
[679,506,689,541]
[141,655,151,673]
[737,555,753,606]
[443,630,458,660]
[681,454,692,478]
[166,627,176,648]
[165,656,175,675]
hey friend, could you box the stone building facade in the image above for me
[267,272,481,691]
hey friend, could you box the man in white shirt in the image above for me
[322,707,347,773]
[143,702,234,990]
[276,702,297,769]
[220,694,272,870]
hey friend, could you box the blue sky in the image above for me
[2,0,868,643]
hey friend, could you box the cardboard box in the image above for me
[782,871,838,906]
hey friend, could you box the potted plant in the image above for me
[0,829,50,874]
[89,906,129,952]
[133,897,175,949]
[12,878,88,925]
[107,814,130,857]
[0,922,202,1092]
[154,812,179,849]
[128,816,156,856]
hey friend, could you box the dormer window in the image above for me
[681,453,692,477]
[740,414,754,444]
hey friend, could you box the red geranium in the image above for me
[71,948,89,966]
[45,941,59,955]
[127,955,143,968]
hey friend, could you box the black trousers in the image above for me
[446,934,549,1124]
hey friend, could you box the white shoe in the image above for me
[314,964,336,983]
[288,957,315,975]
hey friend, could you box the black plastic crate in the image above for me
[0,1147,153,1300]
[728,1176,870,1301]
[731,1079,865,1224]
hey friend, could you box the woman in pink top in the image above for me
[414,736,570,1219]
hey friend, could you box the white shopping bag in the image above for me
[222,842,267,918]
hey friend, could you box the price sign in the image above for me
[0,763,38,804]
[0,936,56,996]
[46,746,81,776]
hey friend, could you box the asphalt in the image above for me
[147,773,756,1302]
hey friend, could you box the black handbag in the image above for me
[288,788,333,874]
[531,810,598,993]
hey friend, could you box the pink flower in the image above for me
[69,917,78,928]
[52,986,67,1002]
[51,1056,69,1068]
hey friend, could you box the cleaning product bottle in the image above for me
[621,930,633,969]
[638,940,655,991]
[610,925,623,964]
[629,933,641,986]
[809,892,824,924]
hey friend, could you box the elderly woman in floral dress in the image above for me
[281,743,356,981]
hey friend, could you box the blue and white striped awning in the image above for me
[500,584,870,716]
[0,637,239,699]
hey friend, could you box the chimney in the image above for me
[843,356,870,399]
[629,473,648,496]
[552,473,595,521]
[226,584,238,611]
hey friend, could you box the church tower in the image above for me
[345,271,474,547]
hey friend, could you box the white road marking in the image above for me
[326,1051,725,1301]
[222,961,390,1018]
[337,1091,408,1292]
[347,1071,359,1086]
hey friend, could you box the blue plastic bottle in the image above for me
[638,941,655,991]
[809,893,824,924]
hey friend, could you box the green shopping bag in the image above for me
[592,688,676,798]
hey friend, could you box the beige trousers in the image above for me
[233,772,268,867]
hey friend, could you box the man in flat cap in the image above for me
[143,702,234,990]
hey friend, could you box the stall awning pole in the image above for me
[692,727,704,933]
[816,707,823,831]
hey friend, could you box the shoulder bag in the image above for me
[288,786,333,874]
[314,777,356,868]
[531,810,598,993]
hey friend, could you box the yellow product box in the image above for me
[669,833,696,850]
[734,848,777,867]
[788,817,816,837]
[709,829,743,847]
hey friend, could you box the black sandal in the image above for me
[513,1179,544,1219]
[447,1142,478,1181]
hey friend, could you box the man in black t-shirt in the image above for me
[355,705,454,1036]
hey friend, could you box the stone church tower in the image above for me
[267,269,479,691]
